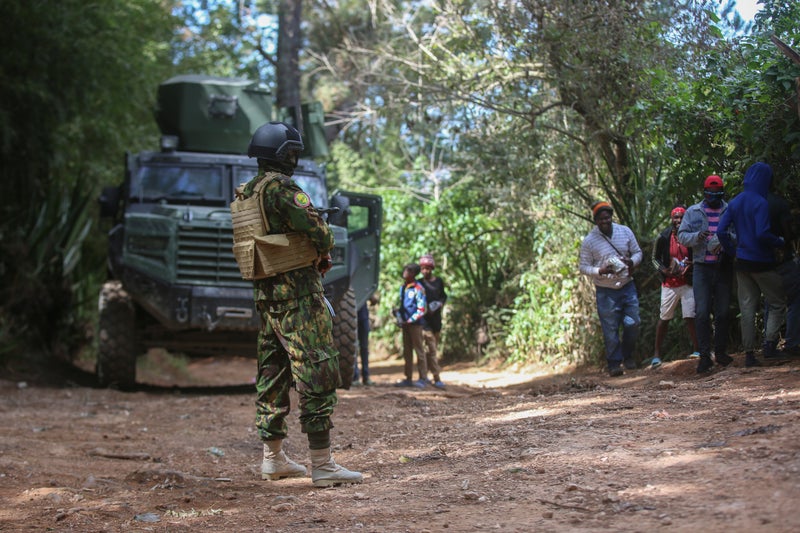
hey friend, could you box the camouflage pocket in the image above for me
[295,348,342,394]
[263,294,341,392]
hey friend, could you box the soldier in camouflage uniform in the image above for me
[242,122,362,487]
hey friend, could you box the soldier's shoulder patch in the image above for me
[293,191,311,208]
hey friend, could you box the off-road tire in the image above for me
[331,287,357,390]
[96,281,138,389]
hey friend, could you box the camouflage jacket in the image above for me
[242,170,334,302]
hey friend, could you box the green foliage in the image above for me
[0,0,178,361]
[317,0,800,371]
[3,0,798,374]
[0,177,96,359]
[657,1,800,201]
[504,196,603,366]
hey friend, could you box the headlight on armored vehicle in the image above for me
[160,135,179,151]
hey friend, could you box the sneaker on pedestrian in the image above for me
[363,378,376,386]
[763,340,780,358]
[608,365,624,377]
[395,378,414,387]
[715,353,733,367]
[432,380,446,389]
[696,355,714,374]
[745,352,761,368]
[623,358,637,370]
[650,357,662,369]
[688,351,701,359]
[761,341,778,359]
[412,379,427,388]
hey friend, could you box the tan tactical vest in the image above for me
[230,174,318,280]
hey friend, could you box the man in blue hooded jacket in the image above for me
[718,162,786,368]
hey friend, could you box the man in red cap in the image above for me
[650,204,699,368]
[579,201,643,376]
[677,175,734,373]
[418,254,447,388]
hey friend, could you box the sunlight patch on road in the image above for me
[441,364,559,389]
[490,407,558,421]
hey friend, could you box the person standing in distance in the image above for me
[352,295,377,386]
[235,121,362,487]
[395,263,428,388]
[650,205,700,368]
[677,175,735,373]
[578,201,643,376]
[419,254,447,388]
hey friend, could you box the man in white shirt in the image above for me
[579,201,643,376]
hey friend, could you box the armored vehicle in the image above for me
[97,75,382,388]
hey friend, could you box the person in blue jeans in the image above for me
[677,175,735,373]
[579,201,643,376]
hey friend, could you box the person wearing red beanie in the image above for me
[650,205,699,368]
[677,174,734,373]
[579,201,643,376]
[419,254,447,389]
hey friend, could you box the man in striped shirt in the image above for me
[579,201,643,377]
[677,175,735,373]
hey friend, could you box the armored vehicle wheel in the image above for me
[331,287,357,390]
[96,281,138,389]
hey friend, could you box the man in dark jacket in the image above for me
[419,254,447,388]
[766,189,799,356]
[718,162,786,367]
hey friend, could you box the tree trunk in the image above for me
[276,0,303,131]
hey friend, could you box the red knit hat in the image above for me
[591,201,613,218]
[704,175,724,190]
[419,254,435,268]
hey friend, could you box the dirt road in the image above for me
[1,352,799,532]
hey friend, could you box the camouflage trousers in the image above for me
[254,291,341,440]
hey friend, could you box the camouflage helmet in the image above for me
[247,121,304,162]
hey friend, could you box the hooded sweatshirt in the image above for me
[718,162,784,270]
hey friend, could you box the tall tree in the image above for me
[276,0,303,114]
[0,0,177,359]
